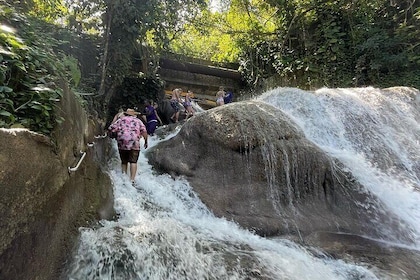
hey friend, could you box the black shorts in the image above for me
[119,149,140,164]
[170,100,180,112]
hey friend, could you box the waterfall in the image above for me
[64,86,419,279]
[65,137,378,279]
[258,86,420,246]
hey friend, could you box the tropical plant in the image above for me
[0,3,72,135]
[97,0,207,106]
[168,0,420,89]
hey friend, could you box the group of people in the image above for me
[108,98,167,184]
[108,86,233,185]
[170,88,195,123]
[109,89,197,185]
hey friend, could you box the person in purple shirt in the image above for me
[108,108,148,184]
[143,99,163,136]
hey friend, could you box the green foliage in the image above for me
[98,0,207,107]
[264,0,420,88]
[64,0,104,35]
[168,0,420,90]
[0,3,74,135]
[4,0,418,129]
[62,54,81,88]
[107,74,164,125]
[4,0,67,23]
[170,0,278,64]
[28,0,67,22]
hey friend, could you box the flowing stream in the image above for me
[65,87,419,279]
[258,87,420,246]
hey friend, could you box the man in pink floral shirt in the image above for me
[108,108,148,184]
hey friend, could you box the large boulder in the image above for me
[157,99,187,124]
[0,84,114,280]
[148,100,407,239]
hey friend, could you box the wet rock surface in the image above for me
[148,101,406,239]
[148,100,420,279]
[303,231,420,279]
[0,85,114,280]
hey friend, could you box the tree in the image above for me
[5,0,67,23]
[202,0,420,88]
[97,0,206,108]
[64,0,105,34]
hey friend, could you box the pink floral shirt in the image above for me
[108,116,146,150]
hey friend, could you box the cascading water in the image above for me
[64,87,419,279]
[258,86,420,246]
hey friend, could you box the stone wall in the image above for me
[157,58,245,99]
[0,83,114,280]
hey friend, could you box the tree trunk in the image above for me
[98,5,112,97]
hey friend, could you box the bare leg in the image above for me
[129,162,137,181]
[121,163,128,174]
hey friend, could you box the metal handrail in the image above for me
[67,133,107,173]
[68,151,86,173]
[94,133,107,139]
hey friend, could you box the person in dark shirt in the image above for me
[143,99,162,136]
[224,90,233,104]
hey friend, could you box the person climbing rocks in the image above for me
[170,88,182,122]
[216,86,226,106]
[108,108,148,185]
[183,90,195,118]
[224,90,234,104]
[143,99,162,136]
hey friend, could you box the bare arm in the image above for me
[111,112,124,124]
[142,131,148,149]
[156,112,163,125]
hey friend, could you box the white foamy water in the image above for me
[65,126,382,279]
[258,86,420,246]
